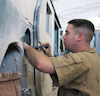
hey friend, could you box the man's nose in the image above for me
[62,34,65,39]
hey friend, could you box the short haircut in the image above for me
[68,19,95,32]
[68,19,95,43]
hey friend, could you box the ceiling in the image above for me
[52,0,100,30]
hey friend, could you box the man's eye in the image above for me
[66,32,69,35]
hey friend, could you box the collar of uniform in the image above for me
[82,47,97,53]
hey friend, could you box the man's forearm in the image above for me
[24,44,46,69]
[24,43,56,74]
[24,45,38,68]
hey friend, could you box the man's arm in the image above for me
[24,42,56,74]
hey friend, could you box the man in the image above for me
[24,19,100,96]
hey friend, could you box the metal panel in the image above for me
[94,30,100,56]
[0,0,21,67]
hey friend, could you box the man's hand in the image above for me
[40,42,52,57]
[24,42,32,50]
[24,42,28,50]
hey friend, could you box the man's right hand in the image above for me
[40,42,52,57]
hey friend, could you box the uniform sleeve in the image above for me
[50,52,90,87]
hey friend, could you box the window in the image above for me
[0,43,21,73]
[60,30,64,52]
[24,29,31,45]
[54,21,59,57]
[46,3,52,34]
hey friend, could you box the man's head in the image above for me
[62,19,95,52]
[68,19,95,42]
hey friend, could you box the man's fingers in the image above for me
[40,42,49,46]
[40,42,51,49]
[42,47,46,50]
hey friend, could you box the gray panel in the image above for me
[0,44,21,73]
[94,30,100,56]
[97,33,100,56]
[0,0,21,66]
[20,77,28,88]
[0,0,28,89]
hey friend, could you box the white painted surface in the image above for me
[10,0,37,25]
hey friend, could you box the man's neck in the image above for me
[74,44,90,53]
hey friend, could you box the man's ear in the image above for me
[77,33,84,42]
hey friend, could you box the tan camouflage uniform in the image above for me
[50,48,100,96]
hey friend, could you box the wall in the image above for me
[0,0,59,96]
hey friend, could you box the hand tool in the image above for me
[33,45,49,49]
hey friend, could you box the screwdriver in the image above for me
[33,45,49,49]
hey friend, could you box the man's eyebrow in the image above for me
[65,30,69,33]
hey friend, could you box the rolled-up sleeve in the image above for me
[50,52,89,87]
